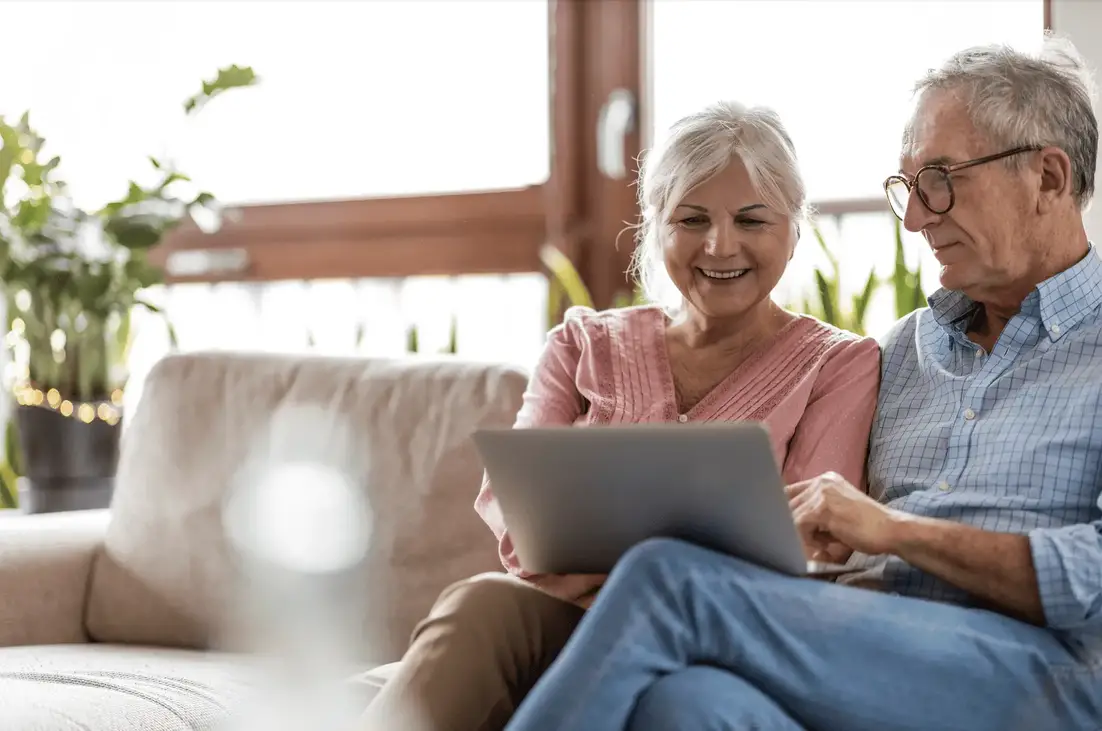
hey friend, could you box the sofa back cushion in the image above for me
[85,352,524,664]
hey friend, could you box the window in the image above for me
[0,0,550,209]
[649,0,1044,202]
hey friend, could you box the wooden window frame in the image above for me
[152,0,646,311]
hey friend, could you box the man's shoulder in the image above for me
[877,308,927,354]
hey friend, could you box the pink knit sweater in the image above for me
[475,305,880,598]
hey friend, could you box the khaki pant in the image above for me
[360,573,585,731]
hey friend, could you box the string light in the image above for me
[12,383,123,425]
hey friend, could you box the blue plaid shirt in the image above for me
[845,245,1102,639]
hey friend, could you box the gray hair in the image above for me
[907,33,1098,208]
[630,101,806,308]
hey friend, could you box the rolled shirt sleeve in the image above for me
[1029,497,1102,631]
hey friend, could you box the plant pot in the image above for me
[15,403,121,514]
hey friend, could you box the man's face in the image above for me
[900,91,1037,303]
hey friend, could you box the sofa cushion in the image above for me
[0,644,256,730]
[85,352,525,664]
[0,644,389,730]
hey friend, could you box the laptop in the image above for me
[472,422,856,578]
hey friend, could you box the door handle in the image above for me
[596,87,636,180]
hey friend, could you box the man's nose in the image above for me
[902,187,939,233]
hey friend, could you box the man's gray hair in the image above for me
[908,33,1098,209]
[631,101,806,308]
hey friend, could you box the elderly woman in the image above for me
[360,100,880,731]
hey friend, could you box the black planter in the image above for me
[15,403,121,514]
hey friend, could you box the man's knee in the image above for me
[612,537,715,587]
[629,666,798,731]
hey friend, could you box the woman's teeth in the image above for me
[700,269,749,280]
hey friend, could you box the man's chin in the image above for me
[938,265,975,294]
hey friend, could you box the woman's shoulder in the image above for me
[782,315,881,372]
[788,314,879,352]
[553,303,665,342]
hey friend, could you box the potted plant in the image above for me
[0,65,257,512]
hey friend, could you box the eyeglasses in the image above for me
[883,146,1042,220]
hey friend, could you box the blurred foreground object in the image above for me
[220,403,373,731]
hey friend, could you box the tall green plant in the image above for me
[891,216,926,318]
[788,218,926,333]
[795,224,878,335]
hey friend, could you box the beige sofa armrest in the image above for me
[0,509,110,647]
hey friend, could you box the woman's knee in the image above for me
[416,572,579,645]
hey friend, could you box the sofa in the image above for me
[0,351,527,729]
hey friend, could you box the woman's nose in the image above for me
[706,219,741,256]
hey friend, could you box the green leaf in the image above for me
[547,279,564,330]
[443,314,458,354]
[165,320,180,350]
[814,269,835,325]
[5,418,22,479]
[104,214,165,249]
[125,256,165,289]
[811,223,839,273]
[183,64,258,115]
[406,324,419,353]
[0,120,20,197]
[0,463,18,509]
[539,243,594,313]
[135,296,178,349]
[134,295,163,314]
[852,269,879,333]
[911,264,926,311]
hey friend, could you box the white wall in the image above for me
[1051,0,1102,241]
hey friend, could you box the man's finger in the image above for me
[792,501,826,544]
[787,482,820,510]
[783,480,814,498]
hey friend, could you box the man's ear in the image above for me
[1037,146,1073,213]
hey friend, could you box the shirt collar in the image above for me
[927,242,1102,341]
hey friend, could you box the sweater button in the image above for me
[678,414,688,423]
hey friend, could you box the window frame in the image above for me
[152,0,647,310]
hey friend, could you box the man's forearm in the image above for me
[887,512,1046,625]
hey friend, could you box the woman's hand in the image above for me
[785,472,903,560]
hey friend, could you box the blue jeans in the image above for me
[504,538,1102,731]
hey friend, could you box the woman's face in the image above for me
[663,158,797,321]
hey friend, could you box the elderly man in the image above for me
[500,36,1102,731]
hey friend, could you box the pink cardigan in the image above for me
[475,305,880,598]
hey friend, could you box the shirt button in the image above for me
[678,413,688,423]
[975,349,985,358]
[937,480,952,492]
[963,407,976,420]
[1051,323,1062,335]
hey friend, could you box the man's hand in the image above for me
[785,472,903,560]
